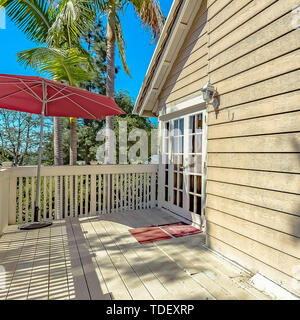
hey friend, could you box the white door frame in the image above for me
[157,95,207,227]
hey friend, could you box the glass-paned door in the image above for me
[161,110,206,221]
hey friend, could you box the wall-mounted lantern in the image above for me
[201,81,216,103]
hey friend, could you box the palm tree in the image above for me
[0,0,95,165]
[93,0,164,163]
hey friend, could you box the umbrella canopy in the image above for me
[0,74,125,228]
[0,74,125,118]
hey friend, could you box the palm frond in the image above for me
[114,13,131,77]
[17,47,95,85]
[130,0,164,40]
[0,0,52,43]
[47,0,95,47]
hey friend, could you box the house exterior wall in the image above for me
[205,0,300,296]
[158,0,300,296]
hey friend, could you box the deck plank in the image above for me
[64,218,90,300]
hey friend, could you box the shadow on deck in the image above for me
[0,208,271,300]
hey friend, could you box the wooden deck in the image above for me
[0,209,272,300]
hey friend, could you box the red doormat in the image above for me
[129,223,202,244]
[160,223,202,238]
[129,226,172,244]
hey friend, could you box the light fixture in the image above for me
[201,81,216,103]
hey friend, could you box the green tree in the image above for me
[0,110,42,165]
[94,0,164,164]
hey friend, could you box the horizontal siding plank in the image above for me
[209,69,300,112]
[162,64,208,98]
[166,57,208,89]
[206,222,300,280]
[175,29,207,67]
[206,235,300,297]
[206,181,300,217]
[211,29,300,85]
[206,208,300,258]
[206,194,300,238]
[208,109,300,139]
[214,49,300,95]
[164,47,208,87]
[207,132,300,153]
[209,0,277,45]
[207,167,300,195]
[179,18,208,54]
[208,91,299,125]
[163,76,208,106]
[207,153,300,174]
[210,12,295,72]
[209,0,299,59]
[207,0,232,21]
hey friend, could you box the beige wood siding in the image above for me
[157,0,209,109]
[206,0,300,296]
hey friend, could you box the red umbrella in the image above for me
[0,74,125,229]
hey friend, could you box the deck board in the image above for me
[0,209,272,300]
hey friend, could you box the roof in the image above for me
[133,0,203,117]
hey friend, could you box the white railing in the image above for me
[0,169,10,235]
[0,164,158,225]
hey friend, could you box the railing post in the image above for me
[157,164,164,208]
[8,172,17,225]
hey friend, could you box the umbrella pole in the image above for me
[20,82,52,230]
[33,102,45,222]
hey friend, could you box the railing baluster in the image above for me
[18,177,23,223]
[151,172,156,208]
[103,174,107,214]
[54,176,58,219]
[85,175,89,216]
[98,174,101,214]
[91,174,96,216]
[107,174,111,214]
[43,176,47,219]
[70,176,73,217]
[75,175,78,217]
[30,176,34,220]
[49,176,53,219]
[80,175,83,216]
[65,175,68,218]
[25,177,29,222]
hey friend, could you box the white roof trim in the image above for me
[134,0,204,117]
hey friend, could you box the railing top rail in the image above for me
[6,164,159,177]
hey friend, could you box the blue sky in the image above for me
[0,1,173,107]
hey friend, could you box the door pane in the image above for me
[196,196,202,215]
[189,175,194,193]
[190,116,195,133]
[189,195,194,212]
[196,134,202,153]
[179,173,183,190]
[165,168,168,185]
[165,187,168,201]
[178,192,183,208]
[189,135,195,153]
[196,114,202,133]
[196,176,202,194]
[174,172,177,188]
[180,118,184,134]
